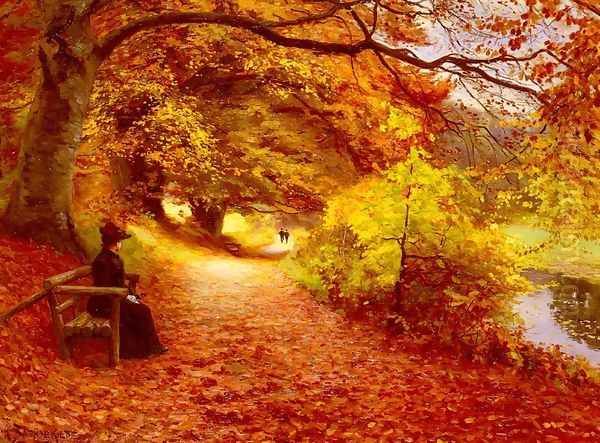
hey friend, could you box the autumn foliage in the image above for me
[1,0,600,439]
[0,235,81,346]
[3,228,600,439]
[0,229,599,440]
[0,235,81,422]
[285,147,600,385]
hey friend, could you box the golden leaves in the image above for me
[379,105,423,141]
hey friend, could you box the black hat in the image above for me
[99,221,131,246]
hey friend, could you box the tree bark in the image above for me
[127,155,166,220]
[393,164,413,312]
[143,192,166,220]
[2,4,99,251]
[190,200,227,237]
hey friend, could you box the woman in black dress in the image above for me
[88,221,167,358]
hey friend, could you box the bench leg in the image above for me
[57,335,71,361]
[52,319,70,361]
[109,337,119,367]
[109,300,120,367]
[48,294,70,361]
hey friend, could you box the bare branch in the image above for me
[405,253,445,261]
[267,1,366,27]
[375,0,434,18]
[571,0,600,17]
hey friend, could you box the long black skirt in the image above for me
[88,296,162,358]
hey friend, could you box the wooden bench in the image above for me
[43,266,131,367]
[224,241,242,257]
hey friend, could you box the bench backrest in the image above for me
[45,266,93,328]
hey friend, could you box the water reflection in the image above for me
[516,272,600,365]
[549,276,600,349]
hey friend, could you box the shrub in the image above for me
[287,148,531,363]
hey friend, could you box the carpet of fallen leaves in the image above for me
[1,232,600,442]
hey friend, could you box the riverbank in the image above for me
[515,282,600,365]
[505,225,600,366]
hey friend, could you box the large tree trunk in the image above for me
[111,156,166,220]
[190,199,227,237]
[143,190,166,221]
[2,4,99,251]
[127,155,166,220]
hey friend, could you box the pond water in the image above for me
[515,272,600,365]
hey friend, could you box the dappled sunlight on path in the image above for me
[257,237,295,257]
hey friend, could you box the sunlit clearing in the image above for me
[222,212,278,249]
[222,212,249,235]
[197,257,255,279]
[127,221,211,263]
[162,198,192,223]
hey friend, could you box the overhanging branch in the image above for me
[97,10,548,99]
[232,202,304,215]
[96,12,368,59]
[572,0,600,16]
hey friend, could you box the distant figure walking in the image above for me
[278,227,286,244]
[283,229,290,244]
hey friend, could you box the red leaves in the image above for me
[0,235,81,351]
[1,234,600,440]
[165,365,183,377]
[191,357,215,367]
[0,23,37,54]
[200,376,218,388]
[0,4,39,97]
[0,235,81,304]
[0,3,38,165]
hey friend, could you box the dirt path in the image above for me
[127,247,599,442]
[5,239,600,442]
